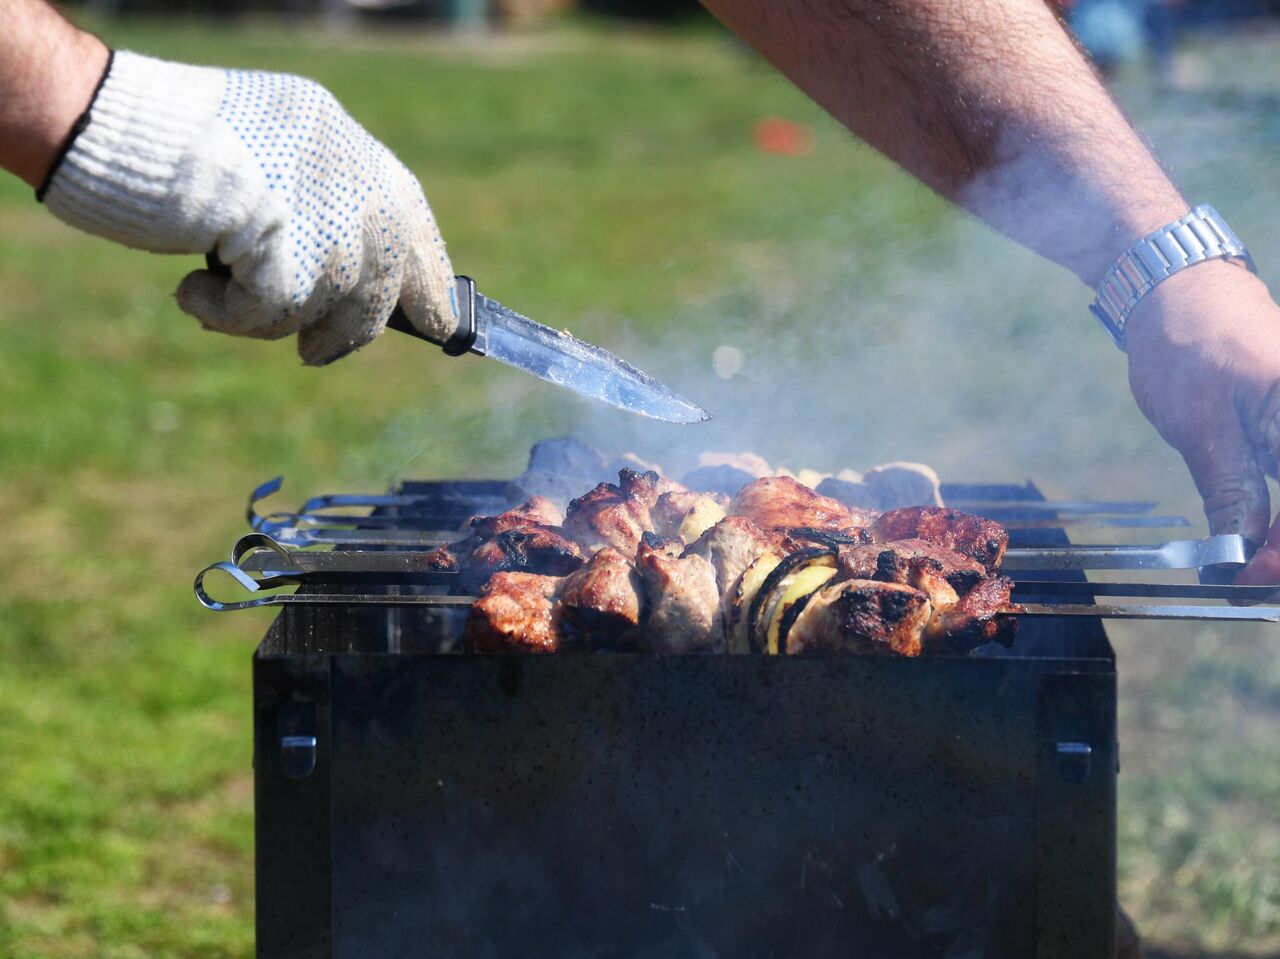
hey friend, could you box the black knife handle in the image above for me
[388,276,477,356]
[203,251,477,356]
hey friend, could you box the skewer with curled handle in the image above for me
[196,534,1280,621]
[246,477,1194,549]
[194,533,475,612]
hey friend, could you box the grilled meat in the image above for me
[564,469,664,555]
[467,495,564,539]
[786,579,933,657]
[777,526,871,553]
[683,516,782,599]
[465,525,586,582]
[924,576,1019,654]
[871,507,1008,575]
[651,491,729,546]
[730,475,875,532]
[422,542,462,572]
[465,572,564,653]
[837,539,986,595]
[636,533,722,653]
[558,547,644,643]
[462,448,1015,658]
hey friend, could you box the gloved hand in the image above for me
[42,50,456,365]
[1125,259,1280,584]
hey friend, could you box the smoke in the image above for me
[351,22,1279,528]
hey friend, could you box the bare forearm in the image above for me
[0,0,108,188]
[703,0,1187,286]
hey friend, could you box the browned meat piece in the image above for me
[837,539,986,595]
[652,491,729,545]
[777,526,872,553]
[636,534,723,653]
[464,572,564,653]
[558,547,644,643]
[786,579,932,657]
[730,476,875,532]
[871,507,1008,575]
[564,469,663,555]
[683,516,782,600]
[421,542,462,572]
[466,525,585,580]
[924,576,1019,654]
[467,495,564,539]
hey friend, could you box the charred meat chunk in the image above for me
[786,579,933,657]
[683,515,783,601]
[776,526,871,553]
[564,468,664,555]
[636,533,722,653]
[925,576,1020,654]
[837,539,986,595]
[730,475,874,532]
[465,572,564,653]
[558,547,644,644]
[465,525,585,582]
[871,507,1008,575]
[467,495,564,539]
[421,542,462,572]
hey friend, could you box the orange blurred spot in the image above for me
[752,116,815,157]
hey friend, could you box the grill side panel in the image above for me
[255,647,333,959]
[321,654,1076,959]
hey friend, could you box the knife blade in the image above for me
[203,253,709,424]
[386,276,710,424]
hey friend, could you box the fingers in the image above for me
[396,191,457,345]
[177,270,304,340]
[1174,406,1270,544]
[295,279,395,366]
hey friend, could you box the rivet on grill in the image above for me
[1055,741,1092,783]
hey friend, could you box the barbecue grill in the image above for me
[193,469,1271,958]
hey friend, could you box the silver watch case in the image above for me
[1090,204,1256,350]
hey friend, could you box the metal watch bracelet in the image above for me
[1090,204,1256,350]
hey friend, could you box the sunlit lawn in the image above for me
[1,15,1277,957]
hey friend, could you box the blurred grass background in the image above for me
[1,12,1278,958]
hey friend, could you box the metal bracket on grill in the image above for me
[247,476,507,543]
[194,534,474,612]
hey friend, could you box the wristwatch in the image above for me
[1091,204,1256,350]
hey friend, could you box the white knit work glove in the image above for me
[42,50,457,365]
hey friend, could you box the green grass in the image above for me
[1,16,1278,957]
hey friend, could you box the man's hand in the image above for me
[702,0,1280,581]
[40,52,456,365]
[1125,261,1280,583]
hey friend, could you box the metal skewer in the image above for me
[1012,580,1280,602]
[1003,535,1251,571]
[1014,603,1280,623]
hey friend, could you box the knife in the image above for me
[204,255,709,424]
